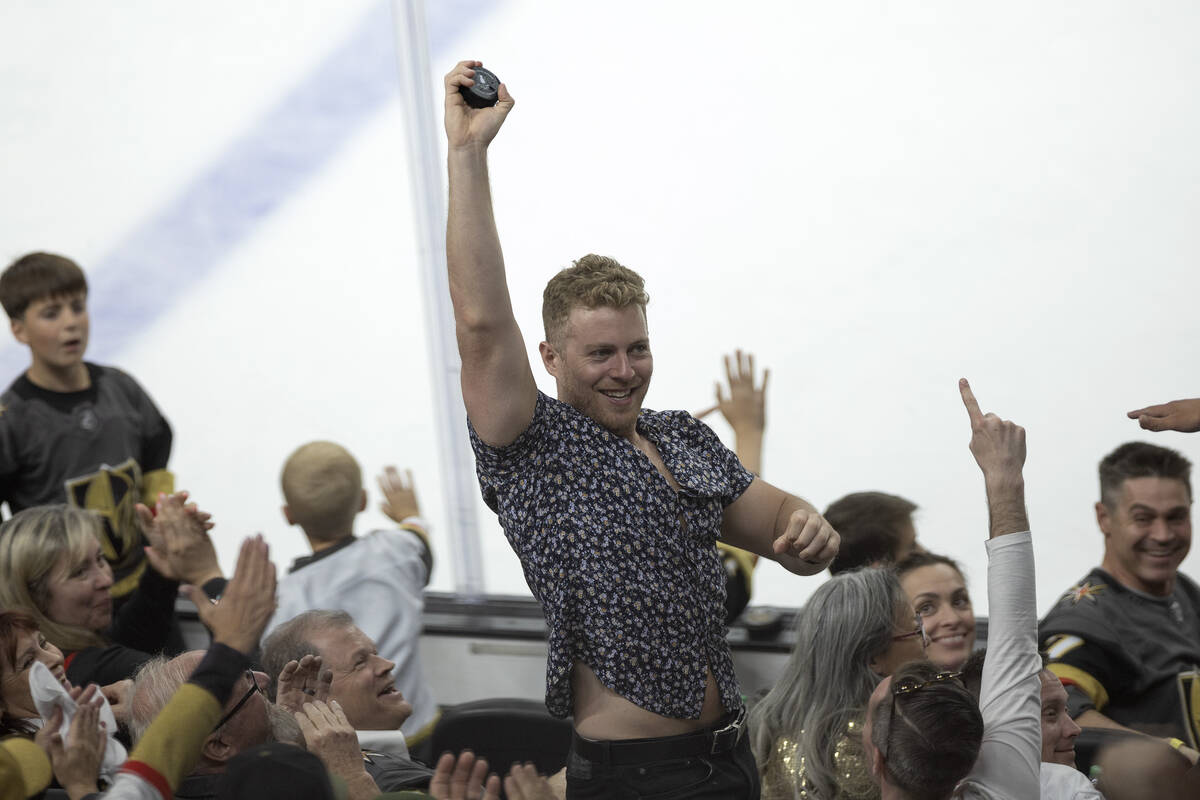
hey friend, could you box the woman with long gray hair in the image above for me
[748,566,926,799]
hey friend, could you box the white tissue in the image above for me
[30,661,127,780]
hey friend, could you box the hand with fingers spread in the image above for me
[276,653,333,713]
[294,700,380,800]
[35,694,105,800]
[445,60,514,151]
[139,491,223,585]
[186,535,276,655]
[378,466,421,523]
[696,349,769,474]
[772,508,840,575]
[697,350,769,437]
[429,750,500,800]
[504,763,558,800]
[959,378,1029,538]
[1127,398,1200,433]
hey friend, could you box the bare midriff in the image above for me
[570,660,728,740]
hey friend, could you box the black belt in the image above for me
[571,706,746,766]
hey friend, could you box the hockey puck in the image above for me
[460,66,501,108]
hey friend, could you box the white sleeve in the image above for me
[1039,763,1105,799]
[958,531,1042,799]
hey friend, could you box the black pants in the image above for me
[565,714,760,800]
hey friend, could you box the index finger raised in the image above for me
[959,378,983,426]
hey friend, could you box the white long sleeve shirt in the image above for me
[956,531,1042,800]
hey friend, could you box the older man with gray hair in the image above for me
[128,652,302,799]
[260,609,434,793]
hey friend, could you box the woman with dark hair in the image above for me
[895,551,977,670]
[0,498,220,688]
[0,607,109,799]
[0,608,69,736]
[748,567,926,799]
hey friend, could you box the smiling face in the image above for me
[1,628,68,718]
[45,536,113,633]
[308,624,412,731]
[1039,671,1081,766]
[11,292,89,379]
[900,563,976,670]
[540,304,652,440]
[1097,476,1192,596]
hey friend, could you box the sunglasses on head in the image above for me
[880,671,962,760]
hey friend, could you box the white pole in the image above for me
[390,0,485,599]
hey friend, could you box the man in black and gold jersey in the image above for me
[1041,442,1199,750]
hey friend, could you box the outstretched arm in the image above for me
[1127,398,1200,433]
[445,60,537,447]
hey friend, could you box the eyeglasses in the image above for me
[891,615,925,643]
[212,669,265,733]
[880,671,962,761]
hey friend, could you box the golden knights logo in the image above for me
[64,458,144,581]
[1061,581,1105,606]
[1180,670,1200,748]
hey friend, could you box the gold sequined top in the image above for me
[760,719,880,800]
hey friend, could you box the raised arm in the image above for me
[104,536,277,800]
[699,350,769,582]
[445,60,537,447]
[956,378,1041,799]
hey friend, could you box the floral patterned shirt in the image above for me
[469,391,754,719]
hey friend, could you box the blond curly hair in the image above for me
[541,254,649,346]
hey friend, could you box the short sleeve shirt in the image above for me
[469,392,754,719]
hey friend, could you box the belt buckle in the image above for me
[709,706,745,755]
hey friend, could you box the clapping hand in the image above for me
[139,491,223,586]
[35,687,105,800]
[294,700,381,800]
[185,535,276,656]
[276,654,333,714]
[504,763,558,800]
[430,751,501,800]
